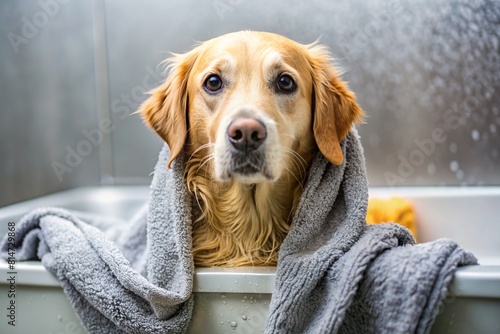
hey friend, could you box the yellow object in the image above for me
[366,197,417,239]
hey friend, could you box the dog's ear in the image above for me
[307,45,364,165]
[139,50,198,168]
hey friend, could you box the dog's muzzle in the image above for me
[226,117,267,176]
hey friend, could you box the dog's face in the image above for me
[188,33,318,183]
[141,31,363,183]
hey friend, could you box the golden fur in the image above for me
[140,31,363,267]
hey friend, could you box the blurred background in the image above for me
[0,0,499,207]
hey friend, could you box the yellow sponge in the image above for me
[366,197,417,239]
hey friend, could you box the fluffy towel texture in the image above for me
[266,131,477,333]
[0,146,194,333]
[1,129,477,333]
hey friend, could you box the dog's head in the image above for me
[141,31,363,183]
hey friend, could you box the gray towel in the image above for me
[0,146,194,333]
[1,129,477,334]
[266,130,477,333]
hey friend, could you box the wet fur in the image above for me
[140,31,363,267]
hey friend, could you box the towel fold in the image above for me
[265,130,477,333]
[1,129,477,333]
[1,146,195,334]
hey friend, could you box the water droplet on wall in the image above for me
[450,160,459,172]
[471,129,480,141]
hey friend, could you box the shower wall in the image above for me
[1,0,499,207]
[0,1,100,206]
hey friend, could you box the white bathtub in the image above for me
[1,186,499,333]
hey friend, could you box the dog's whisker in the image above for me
[287,155,305,179]
[188,143,215,161]
[283,148,308,179]
[285,147,308,168]
[283,166,304,191]
[197,155,214,173]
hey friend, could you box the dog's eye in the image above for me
[204,74,223,93]
[276,74,296,93]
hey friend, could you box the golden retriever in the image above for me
[140,31,363,267]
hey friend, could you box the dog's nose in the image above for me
[227,117,267,152]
